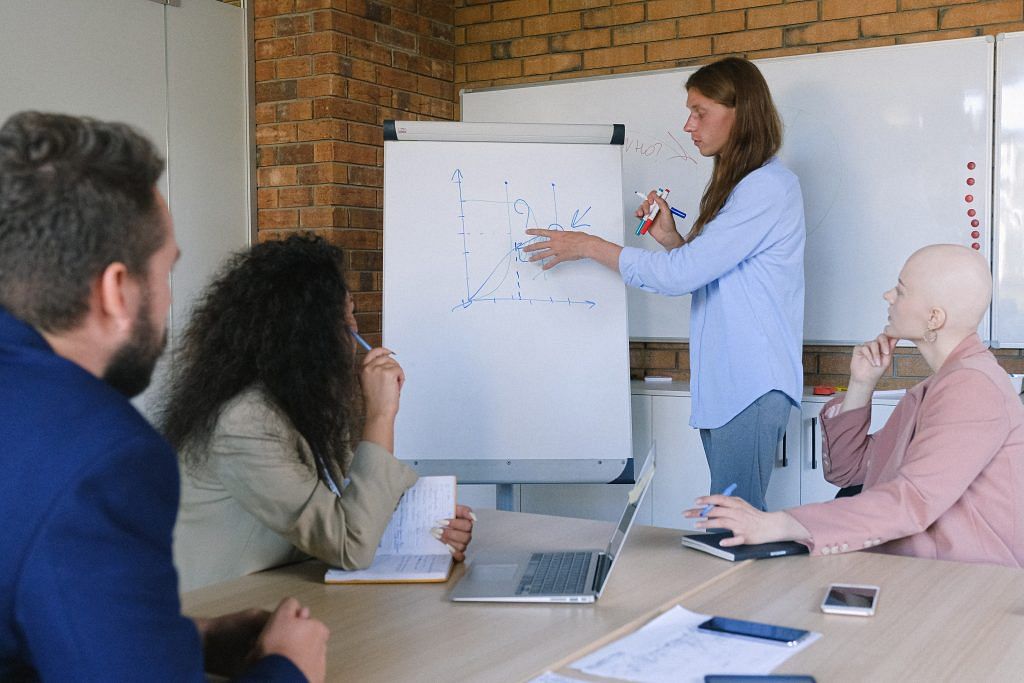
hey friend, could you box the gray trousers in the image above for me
[699,390,791,511]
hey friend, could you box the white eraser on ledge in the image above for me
[644,376,673,383]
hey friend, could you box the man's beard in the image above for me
[103,291,167,398]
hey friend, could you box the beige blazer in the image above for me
[789,335,1024,567]
[173,387,418,592]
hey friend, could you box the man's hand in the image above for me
[195,608,270,678]
[256,597,330,683]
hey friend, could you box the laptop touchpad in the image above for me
[472,563,519,581]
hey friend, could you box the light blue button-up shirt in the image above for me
[619,157,805,428]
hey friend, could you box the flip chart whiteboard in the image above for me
[463,37,995,344]
[383,132,633,481]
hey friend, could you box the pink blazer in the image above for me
[788,334,1024,568]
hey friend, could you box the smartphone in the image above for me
[820,583,879,616]
[697,616,810,647]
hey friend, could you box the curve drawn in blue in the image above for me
[450,169,597,312]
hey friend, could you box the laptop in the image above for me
[450,445,655,603]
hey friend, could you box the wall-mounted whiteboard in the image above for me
[383,136,633,480]
[463,37,994,344]
[994,31,1024,348]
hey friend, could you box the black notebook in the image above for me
[680,532,809,561]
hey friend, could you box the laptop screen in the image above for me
[603,443,655,560]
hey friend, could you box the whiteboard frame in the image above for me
[991,31,1024,348]
[383,123,636,485]
[403,457,634,485]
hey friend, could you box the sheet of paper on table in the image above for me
[568,605,820,683]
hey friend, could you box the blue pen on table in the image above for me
[700,482,737,517]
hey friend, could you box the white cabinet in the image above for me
[797,398,898,505]
[764,407,803,510]
[649,395,708,529]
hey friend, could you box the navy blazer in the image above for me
[0,308,302,681]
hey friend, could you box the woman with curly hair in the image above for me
[163,235,474,591]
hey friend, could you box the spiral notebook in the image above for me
[325,476,456,584]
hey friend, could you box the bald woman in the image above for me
[686,245,1024,568]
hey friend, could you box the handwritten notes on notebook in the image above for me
[324,475,456,584]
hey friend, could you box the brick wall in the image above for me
[252,0,455,342]
[630,341,1024,389]
[455,0,1024,91]
[248,0,1024,383]
[453,0,1024,387]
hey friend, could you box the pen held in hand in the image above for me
[350,328,373,352]
[700,482,737,517]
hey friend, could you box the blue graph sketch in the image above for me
[451,168,599,311]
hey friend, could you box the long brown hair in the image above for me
[684,57,782,243]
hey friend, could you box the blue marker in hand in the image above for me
[700,482,737,517]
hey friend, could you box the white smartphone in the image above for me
[820,583,880,616]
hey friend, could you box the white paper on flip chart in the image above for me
[570,606,820,683]
[377,476,456,556]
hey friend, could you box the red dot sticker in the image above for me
[968,162,976,170]
[966,195,974,203]
[968,209,977,217]
[967,178,975,186]
[972,243,981,250]
[972,231,980,238]
[971,219,980,228]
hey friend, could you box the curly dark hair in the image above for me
[159,235,358,475]
[0,111,165,332]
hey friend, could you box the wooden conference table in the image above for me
[182,509,1024,682]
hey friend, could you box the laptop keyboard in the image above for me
[515,551,592,595]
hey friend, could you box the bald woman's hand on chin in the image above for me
[842,333,899,412]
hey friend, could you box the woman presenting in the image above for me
[524,57,805,511]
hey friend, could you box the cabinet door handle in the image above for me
[780,432,788,467]
[810,416,818,470]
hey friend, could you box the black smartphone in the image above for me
[697,616,810,647]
